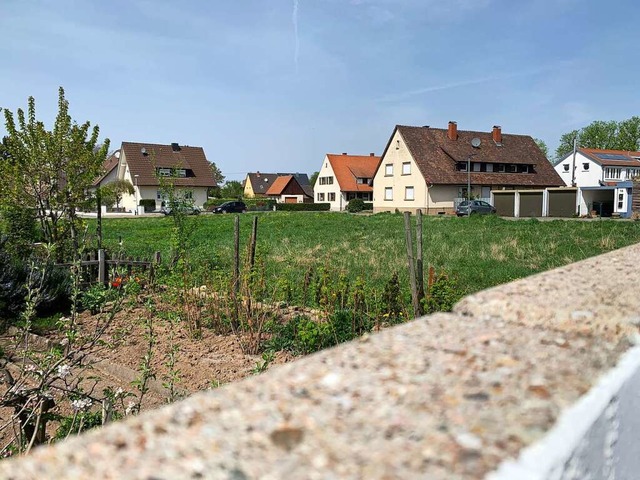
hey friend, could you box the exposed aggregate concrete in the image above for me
[1,243,639,479]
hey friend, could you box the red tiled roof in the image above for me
[265,175,293,195]
[120,142,216,187]
[326,154,381,192]
[380,126,563,187]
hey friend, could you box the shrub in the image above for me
[423,272,460,314]
[0,205,40,258]
[346,199,365,213]
[275,203,330,212]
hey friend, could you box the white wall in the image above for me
[553,152,640,187]
[314,156,343,211]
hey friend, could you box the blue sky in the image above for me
[1,0,639,181]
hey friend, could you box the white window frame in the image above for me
[385,164,393,176]
[317,193,325,202]
[605,167,621,179]
[328,192,336,201]
[498,164,506,173]
[405,186,414,201]
[401,162,411,175]
[384,187,393,201]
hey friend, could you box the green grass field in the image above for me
[94,212,640,308]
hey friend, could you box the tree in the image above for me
[0,88,109,258]
[309,171,319,187]
[220,180,244,198]
[101,179,134,211]
[209,161,225,185]
[555,117,640,160]
[534,138,549,160]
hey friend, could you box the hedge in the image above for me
[275,203,330,212]
[139,199,156,212]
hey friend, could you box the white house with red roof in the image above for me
[554,147,640,217]
[313,153,381,211]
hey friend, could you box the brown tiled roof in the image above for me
[265,175,313,198]
[382,125,564,187]
[92,152,120,186]
[326,154,381,193]
[578,148,640,167]
[120,142,216,187]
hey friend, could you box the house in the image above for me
[313,153,381,211]
[95,142,216,213]
[554,148,640,217]
[265,175,314,203]
[244,172,311,198]
[372,122,564,214]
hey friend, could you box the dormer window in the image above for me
[509,165,517,173]
[459,162,467,172]
[498,164,506,173]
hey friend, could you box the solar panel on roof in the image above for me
[595,153,630,160]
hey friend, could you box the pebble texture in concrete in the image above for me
[1,244,639,479]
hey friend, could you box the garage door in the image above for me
[548,190,576,217]
[493,192,515,217]
[519,192,543,217]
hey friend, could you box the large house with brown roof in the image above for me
[243,172,312,198]
[372,122,564,214]
[314,153,381,211]
[96,141,216,213]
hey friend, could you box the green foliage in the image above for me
[220,180,244,198]
[80,284,118,315]
[309,171,319,187]
[0,87,110,258]
[346,198,365,213]
[534,138,549,160]
[0,205,40,257]
[380,271,404,321]
[423,272,460,314]
[555,116,640,160]
[54,410,103,440]
[275,203,330,211]
[139,199,156,212]
[209,161,225,186]
[100,180,134,210]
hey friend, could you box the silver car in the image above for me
[456,200,496,216]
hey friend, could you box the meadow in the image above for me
[96,212,640,309]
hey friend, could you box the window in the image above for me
[385,164,393,176]
[405,186,414,200]
[356,177,369,184]
[328,192,336,201]
[582,163,589,171]
[627,168,638,179]
[498,164,506,173]
[402,162,411,175]
[522,165,529,173]
[605,167,621,179]
[319,176,334,185]
[459,163,468,172]
[473,163,481,172]
[563,164,570,172]
[158,168,172,177]
[509,165,517,173]
[317,193,325,201]
[384,187,393,200]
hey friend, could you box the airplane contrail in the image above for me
[293,0,300,73]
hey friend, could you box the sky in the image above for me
[1,0,639,182]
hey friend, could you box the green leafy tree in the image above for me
[0,88,109,258]
[534,138,549,160]
[101,179,134,211]
[209,162,225,185]
[309,171,319,186]
[555,117,640,160]
[220,180,244,198]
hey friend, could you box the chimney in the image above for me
[256,171,260,177]
[171,142,180,152]
[370,152,375,156]
[342,152,348,155]
[447,121,457,141]
[492,126,502,144]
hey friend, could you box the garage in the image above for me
[492,191,516,217]
[548,188,577,217]
[519,191,543,217]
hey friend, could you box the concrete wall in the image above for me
[2,244,640,479]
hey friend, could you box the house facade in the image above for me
[372,122,564,214]
[98,142,216,213]
[313,153,381,211]
[244,172,311,198]
[265,175,313,203]
[554,148,640,217]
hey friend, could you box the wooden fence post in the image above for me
[403,212,422,317]
[98,249,106,285]
[249,216,258,272]
[232,215,240,329]
[416,209,425,303]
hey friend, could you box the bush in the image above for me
[275,203,330,212]
[139,199,156,212]
[346,199,365,213]
[423,272,460,314]
[0,205,40,258]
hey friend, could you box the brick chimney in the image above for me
[447,121,457,141]
[492,125,502,144]
[370,153,375,156]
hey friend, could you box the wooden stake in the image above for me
[416,209,425,308]
[403,212,421,317]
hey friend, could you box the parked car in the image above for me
[456,200,496,216]
[212,201,247,214]
[160,204,201,215]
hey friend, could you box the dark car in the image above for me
[212,201,247,214]
[456,200,496,216]
[160,204,201,215]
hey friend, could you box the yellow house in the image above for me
[373,122,564,214]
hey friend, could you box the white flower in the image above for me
[24,364,36,372]
[125,401,136,416]
[57,364,71,379]
[114,387,124,398]
[71,398,92,412]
